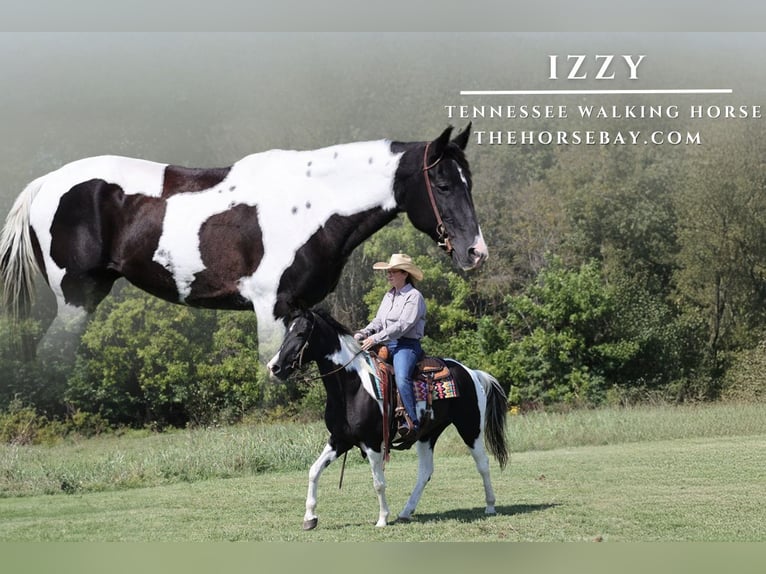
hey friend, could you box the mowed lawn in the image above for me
[1,404,765,541]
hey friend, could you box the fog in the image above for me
[1,32,764,217]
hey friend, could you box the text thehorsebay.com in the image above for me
[447,54,762,146]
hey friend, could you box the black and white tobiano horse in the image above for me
[268,309,508,529]
[0,125,486,358]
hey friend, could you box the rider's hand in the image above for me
[361,336,376,351]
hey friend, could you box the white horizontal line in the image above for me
[460,89,734,96]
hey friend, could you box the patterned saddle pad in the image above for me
[366,354,458,401]
[414,357,459,400]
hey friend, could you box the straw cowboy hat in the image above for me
[372,253,424,282]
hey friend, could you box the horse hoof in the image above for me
[397,515,412,523]
[303,518,318,530]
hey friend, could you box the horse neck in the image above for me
[314,357,360,408]
[313,333,364,396]
[306,140,404,257]
[256,141,404,261]
[333,207,400,259]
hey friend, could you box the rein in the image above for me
[300,348,366,383]
[422,142,453,254]
[291,319,366,384]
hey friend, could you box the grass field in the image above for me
[1,403,765,541]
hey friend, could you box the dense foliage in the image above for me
[3,88,766,431]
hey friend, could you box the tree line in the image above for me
[2,116,766,430]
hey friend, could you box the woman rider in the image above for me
[355,253,426,439]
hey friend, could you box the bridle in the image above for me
[280,313,364,381]
[282,313,316,374]
[422,142,454,254]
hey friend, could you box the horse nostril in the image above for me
[469,246,487,265]
[269,363,281,377]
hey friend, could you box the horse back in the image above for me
[28,155,257,310]
[29,158,164,307]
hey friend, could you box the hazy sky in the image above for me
[1,33,763,215]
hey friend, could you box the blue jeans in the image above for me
[387,338,423,428]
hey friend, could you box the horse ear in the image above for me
[452,122,472,150]
[428,126,454,163]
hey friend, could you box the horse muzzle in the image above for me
[455,234,488,270]
[266,356,289,380]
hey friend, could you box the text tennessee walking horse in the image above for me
[0,124,486,359]
[267,308,508,529]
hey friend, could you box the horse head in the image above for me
[267,310,317,379]
[395,123,488,271]
[267,308,356,379]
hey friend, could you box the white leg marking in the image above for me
[469,436,497,515]
[465,366,497,514]
[304,444,337,528]
[398,440,434,520]
[362,444,390,527]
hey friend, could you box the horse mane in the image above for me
[311,307,364,366]
[390,137,472,191]
[311,307,352,336]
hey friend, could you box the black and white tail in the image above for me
[475,370,509,470]
[0,177,45,320]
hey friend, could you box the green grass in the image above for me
[502,401,766,451]
[1,402,765,541]
[0,422,329,497]
[4,402,764,499]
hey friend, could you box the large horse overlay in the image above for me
[0,124,486,358]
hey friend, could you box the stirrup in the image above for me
[394,404,415,428]
[392,422,419,449]
[397,420,417,436]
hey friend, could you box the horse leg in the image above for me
[398,439,435,521]
[468,436,497,515]
[241,288,286,364]
[454,366,499,515]
[36,300,90,364]
[37,269,118,363]
[362,445,390,527]
[303,443,339,530]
